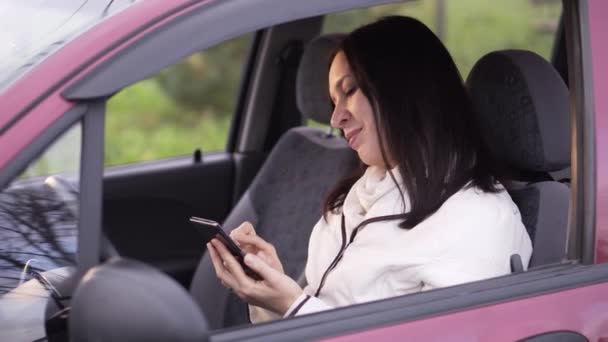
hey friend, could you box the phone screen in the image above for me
[189,216,262,280]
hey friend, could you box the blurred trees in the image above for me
[322,0,561,77]
[105,35,251,165]
[154,34,253,124]
[105,0,561,166]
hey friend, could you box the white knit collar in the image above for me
[342,166,406,229]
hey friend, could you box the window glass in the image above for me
[0,0,139,92]
[0,123,81,341]
[105,33,253,166]
[322,0,561,79]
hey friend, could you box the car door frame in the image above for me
[206,0,604,340]
[206,0,602,340]
[0,98,106,276]
[97,17,324,285]
[36,0,605,340]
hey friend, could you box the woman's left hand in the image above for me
[207,238,303,315]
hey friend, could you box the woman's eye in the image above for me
[344,86,357,96]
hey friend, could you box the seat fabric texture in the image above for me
[467,50,571,267]
[70,258,209,342]
[189,34,358,328]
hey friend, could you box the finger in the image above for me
[240,221,256,235]
[256,250,271,264]
[207,243,238,288]
[231,222,256,239]
[211,239,253,285]
[229,229,240,244]
[231,235,259,254]
[244,253,281,283]
[240,244,257,255]
[228,232,242,247]
[207,243,235,282]
[233,234,275,255]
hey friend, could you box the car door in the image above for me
[5,0,603,341]
[206,0,608,340]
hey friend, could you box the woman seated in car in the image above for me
[206,15,532,322]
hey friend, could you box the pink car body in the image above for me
[0,0,606,341]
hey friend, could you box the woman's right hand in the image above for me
[230,222,284,274]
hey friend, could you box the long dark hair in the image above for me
[323,16,501,229]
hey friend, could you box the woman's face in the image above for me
[329,51,386,168]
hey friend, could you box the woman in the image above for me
[207,16,532,322]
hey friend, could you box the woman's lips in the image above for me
[346,128,362,148]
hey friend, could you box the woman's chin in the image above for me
[358,152,386,168]
[357,152,374,167]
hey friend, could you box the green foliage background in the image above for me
[105,0,561,166]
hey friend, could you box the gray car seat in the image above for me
[189,34,358,329]
[466,50,571,268]
[70,258,209,342]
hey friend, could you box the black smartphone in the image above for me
[189,216,262,280]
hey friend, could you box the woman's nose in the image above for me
[330,103,349,129]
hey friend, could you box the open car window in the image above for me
[105,33,253,166]
[322,1,562,79]
[309,0,562,130]
[246,0,565,326]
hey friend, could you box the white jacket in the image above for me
[251,166,532,322]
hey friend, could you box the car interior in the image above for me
[75,3,572,339]
[1,1,581,341]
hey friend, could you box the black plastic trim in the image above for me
[564,0,596,264]
[552,13,569,86]
[564,0,581,262]
[211,262,606,341]
[227,31,264,153]
[0,0,205,136]
[236,17,322,153]
[76,100,106,274]
[103,151,232,178]
[0,105,86,190]
[575,0,596,265]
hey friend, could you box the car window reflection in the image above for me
[0,122,81,298]
[0,183,78,296]
[0,0,139,91]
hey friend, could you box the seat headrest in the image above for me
[296,34,345,124]
[466,50,570,173]
[70,258,209,342]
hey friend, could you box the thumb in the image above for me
[244,253,279,281]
